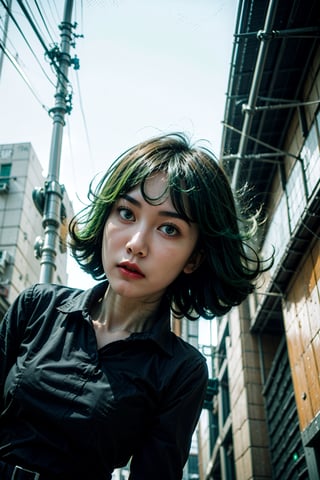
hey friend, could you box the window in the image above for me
[0,163,11,184]
[262,194,290,277]
[0,147,12,159]
[301,118,320,197]
[286,160,306,232]
[188,454,199,478]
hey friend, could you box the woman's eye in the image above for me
[118,207,134,221]
[160,224,179,236]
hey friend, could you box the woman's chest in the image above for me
[5,329,164,435]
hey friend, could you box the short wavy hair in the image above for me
[69,132,271,319]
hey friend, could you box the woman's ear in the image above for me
[183,250,205,274]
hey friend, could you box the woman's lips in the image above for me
[118,261,145,279]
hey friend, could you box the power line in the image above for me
[39,1,59,35]
[0,0,11,78]
[0,15,19,53]
[0,39,48,110]
[34,0,56,44]
[15,0,71,86]
[50,0,60,25]
[0,0,56,87]
[74,69,94,165]
[16,0,50,54]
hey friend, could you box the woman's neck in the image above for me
[91,286,161,334]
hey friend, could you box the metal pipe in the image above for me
[222,121,300,161]
[232,0,279,190]
[252,98,320,111]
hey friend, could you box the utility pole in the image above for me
[33,0,76,283]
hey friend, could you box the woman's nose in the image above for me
[126,231,148,257]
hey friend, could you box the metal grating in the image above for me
[263,338,308,479]
[220,0,320,210]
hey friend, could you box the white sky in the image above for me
[0,0,237,296]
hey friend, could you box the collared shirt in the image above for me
[0,282,208,479]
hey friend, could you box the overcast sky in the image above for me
[0,0,237,298]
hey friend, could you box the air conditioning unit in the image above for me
[0,285,8,298]
[0,182,9,194]
[0,250,11,274]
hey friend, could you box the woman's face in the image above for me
[101,173,201,303]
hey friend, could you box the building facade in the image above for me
[199,0,320,479]
[0,142,73,318]
[173,317,202,480]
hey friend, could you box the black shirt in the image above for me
[0,282,208,479]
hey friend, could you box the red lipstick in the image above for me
[118,261,145,279]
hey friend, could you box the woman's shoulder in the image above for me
[165,333,208,392]
[170,331,207,367]
[22,282,83,301]
[15,283,85,314]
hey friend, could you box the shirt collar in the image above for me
[57,281,174,357]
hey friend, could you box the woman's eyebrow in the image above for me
[121,194,141,207]
[121,194,191,224]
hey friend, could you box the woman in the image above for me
[0,133,270,479]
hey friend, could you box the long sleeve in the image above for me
[129,355,208,479]
[0,288,30,412]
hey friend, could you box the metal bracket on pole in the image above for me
[39,181,64,283]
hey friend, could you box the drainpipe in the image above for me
[232,0,279,190]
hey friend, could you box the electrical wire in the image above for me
[34,0,56,45]
[63,0,95,197]
[0,0,56,87]
[65,115,94,209]
[13,1,49,52]
[0,14,17,53]
[50,0,60,25]
[21,1,50,48]
[0,39,48,110]
[65,117,79,194]
[19,1,60,82]
[38,1,59,38]
[74,69,94,166]
[15,0,71,86]
[64,2,93,171]
[80,0,84,34]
